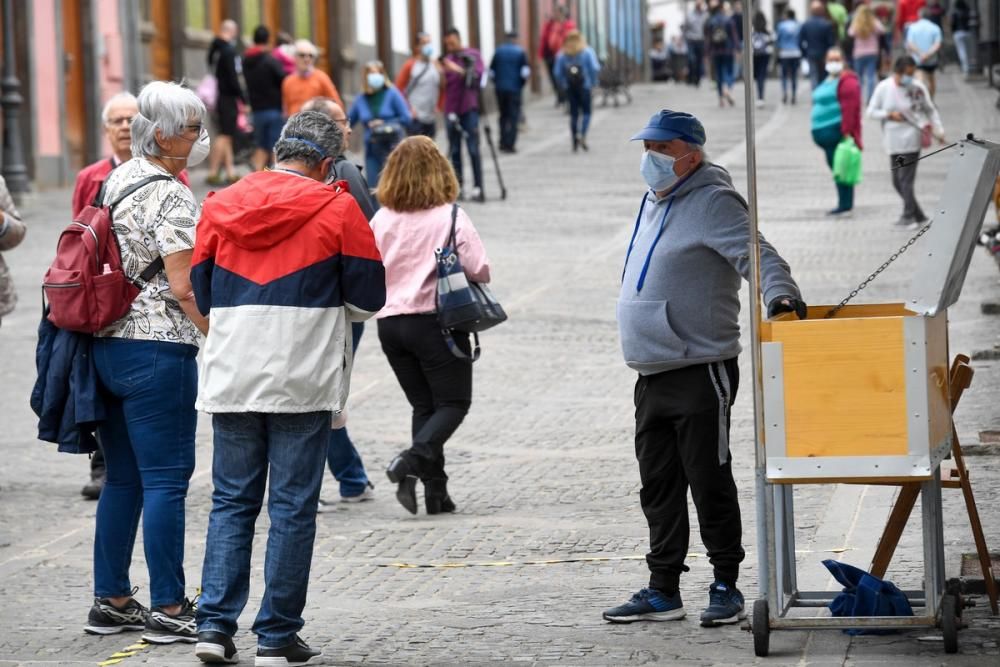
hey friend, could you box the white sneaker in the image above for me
[341,483,375,503]
[755,99,765,108]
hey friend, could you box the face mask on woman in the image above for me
[161,127,210,167]
[422,44,434,58]
[900,74,914,87]
[825,61,843,75]
[367,73,386,91]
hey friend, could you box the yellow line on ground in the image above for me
[96,640,149,666]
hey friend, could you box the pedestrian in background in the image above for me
[750,11,774,108]
[905,8,943,98]
[705,2,737,107]
[683,1,709,86]
[554,30,600,152]
[896,0,926,40]
[867,55,944,229]
[374,136,491,516]
[539,5,576,106]
[348,61,411,189]
[775,8,802,104]
[84,80,209,644]
[0,175,25,329]
[649,38,670,82]
[442,27,486,203]
[302,96,381,510]
[728,1,744,82]
[396,32,445,138]
[799,1,837,89]
[242,25,287,171]
[810,47,862,216]
[205,19,244,185]
[951,0,972,75]
[490,31,530,153]
[605,109,805,627]
[282,39,343,116]
[668,34,689,84]
[848,4,886,104]
[192,110,385,666]
[273,31,296,75]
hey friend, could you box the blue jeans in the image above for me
[364,139,395,188]
[779,57,801,99]
[566,86,593,138]
[197,411,330,647]
[495,90,522,150]
[854,54,878,102]
[713,54,734,97]
[326,322,369,497]
[447,110,483,189]
[92,338,197,607]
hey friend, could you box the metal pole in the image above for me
[741,2,775,609]
[1,0,29,201]
[966,0,983,79]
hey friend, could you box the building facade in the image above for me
[1,0,650,191]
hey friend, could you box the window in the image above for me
[293,0,312,40]
[242,0,262,39]
[186,0,208,30]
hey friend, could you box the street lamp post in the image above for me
[1,0,29,200]
[966,0,983,80]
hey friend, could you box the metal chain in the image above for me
[823,221,933,319]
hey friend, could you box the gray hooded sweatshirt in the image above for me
[617,163,800,376]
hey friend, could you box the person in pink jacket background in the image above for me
[370,136,491,516]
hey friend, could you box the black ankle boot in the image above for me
[396,477,418,515]
[386,453,415,484]
[423,479,456,515]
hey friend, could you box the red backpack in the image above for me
[43,174,171,333]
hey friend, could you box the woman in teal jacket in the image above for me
[810,47,862,216]
[348,60,412,188]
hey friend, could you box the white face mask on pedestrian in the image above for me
[160,127,211,167]
[640,150,691,192]
[825,61,844,75]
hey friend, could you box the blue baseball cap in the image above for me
[630,110,706,145]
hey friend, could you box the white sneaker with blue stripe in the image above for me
[602,587,686,623]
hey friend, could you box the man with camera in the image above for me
[442,27,486,203]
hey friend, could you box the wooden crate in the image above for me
[760,304,952,484]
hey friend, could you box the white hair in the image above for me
[294,38,318,56]
[130,81,206,158]
[101,92,137,124]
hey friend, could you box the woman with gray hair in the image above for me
[83,80,208,645]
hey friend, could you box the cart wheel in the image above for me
[941,594,959,654]
[752,599,770,657]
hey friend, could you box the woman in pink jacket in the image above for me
[371,136,491,515]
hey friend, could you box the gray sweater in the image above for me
[617,163,800,376]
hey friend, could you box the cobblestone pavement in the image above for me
[1,72,999,666]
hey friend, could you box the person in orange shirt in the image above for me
[281,39,344,115]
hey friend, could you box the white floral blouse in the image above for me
[95,158,202,347]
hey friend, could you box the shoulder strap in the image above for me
[107,173,174,284]
[405,59,431,96]
[448,203,459,251]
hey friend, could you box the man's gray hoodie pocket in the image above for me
[617,299,687,367]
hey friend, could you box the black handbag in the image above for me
[435,204,506,361]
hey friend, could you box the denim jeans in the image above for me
[364,139,396,188]
[566,86,593,139]
[808,57,827,89]
[197,411,330,647]
[779,57,801,99]
[854,54,878,103]
[377,315,472,480]
[686,40,705,85]
[753,54,770,100]
[495,90,522,150]
[712,54,734,97]
[92,338,198,607]
[326,322,369,497]
[447,110,484,189]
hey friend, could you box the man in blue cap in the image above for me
[606,109,806,627]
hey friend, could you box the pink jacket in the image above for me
[371,203,491,318]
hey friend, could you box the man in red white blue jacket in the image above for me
[189,111,385,665]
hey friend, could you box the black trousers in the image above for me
[890,152,926,221]
[495,90,522,150]
[377,315,472,480]
[634,359,745,594]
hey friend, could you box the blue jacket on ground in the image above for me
[799,16,836,59]
[617,163,801,376]
[490,42,530,93]
[347,86,412,144]
[554,47,601,91]
[30,314,104,453]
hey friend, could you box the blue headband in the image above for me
[284,136,327,157]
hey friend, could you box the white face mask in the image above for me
[825,61,844,75]
[161,127,210,167]
[640,150,692,192]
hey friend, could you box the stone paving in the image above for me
[1,72,999,666]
